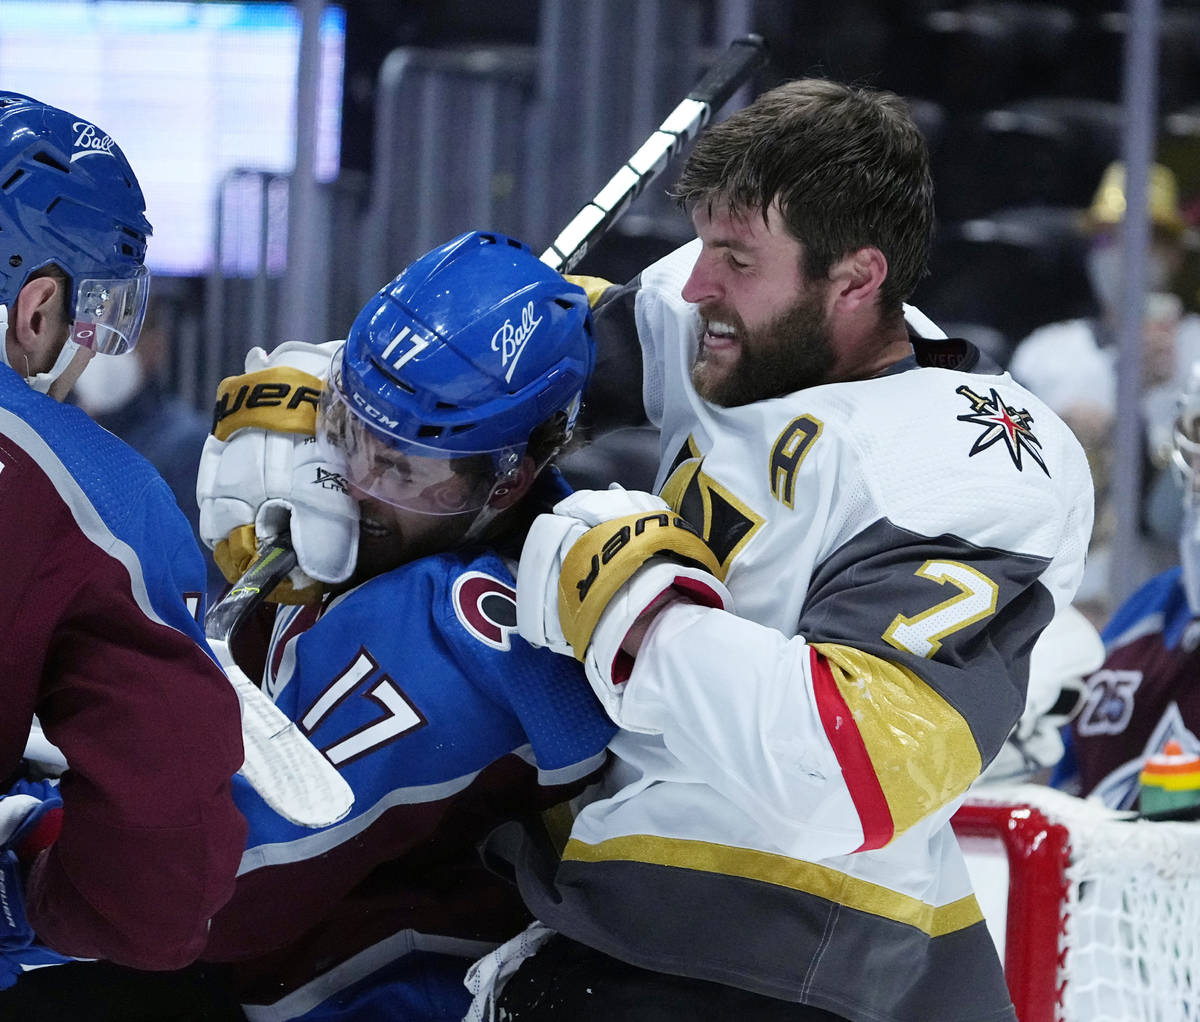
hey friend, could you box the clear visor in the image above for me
[315,363,521,515]
[71,264,150,355]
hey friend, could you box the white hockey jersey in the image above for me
[502,241,1094,1022]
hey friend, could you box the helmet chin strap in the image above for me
[0,303,84,395]
[459,458,533,545]
[25,338,84,396]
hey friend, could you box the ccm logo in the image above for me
[213,381,320,426]
[576,513,700,602]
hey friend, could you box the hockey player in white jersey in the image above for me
[471,78,1095,1022]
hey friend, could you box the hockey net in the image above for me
[952,783,1200,1022]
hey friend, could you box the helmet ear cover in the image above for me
[320,231,595,511]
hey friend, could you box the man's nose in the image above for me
[681,257,720,306]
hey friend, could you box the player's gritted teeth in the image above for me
[359,515,392,538]
[703,319,738,348]
[699,318,742,369]
[701,316,738,347]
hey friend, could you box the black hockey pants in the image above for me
[496,933,853,1021]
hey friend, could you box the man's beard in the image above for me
[691,287,835,407]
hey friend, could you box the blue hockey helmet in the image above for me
[318,231,594,514]
[0,92,151,357]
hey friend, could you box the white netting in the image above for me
[965,784,1200,1022]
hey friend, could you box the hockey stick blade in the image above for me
[210,635,353,828]
[206,535,354,828]
[540,33,768,274]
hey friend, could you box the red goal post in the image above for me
[952,783,1200,1022]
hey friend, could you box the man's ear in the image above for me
[9,276,67,369]
[827,247,888,314]
[488,455,538,510]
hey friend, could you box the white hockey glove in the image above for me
[517,484,732,725]
[197,340,358,603]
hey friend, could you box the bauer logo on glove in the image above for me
[197,340,361,602]
[212,367,324,441]
[516,487,734,730]
[559,510,725,660]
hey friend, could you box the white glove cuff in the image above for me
[552,483,670,523]
[584,558,731,722]
[516,512,585,657]
[244,339,342,378]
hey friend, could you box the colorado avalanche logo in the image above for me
[452,572,518,650]
[955,385,1049,476]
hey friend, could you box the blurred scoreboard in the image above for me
[0,1,345,276]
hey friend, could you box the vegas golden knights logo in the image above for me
[660,437,763,571]
[956,385,1049,476]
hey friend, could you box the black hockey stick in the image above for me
[207,34,768,826]
[205,532,297,646]
[540,33,768,274]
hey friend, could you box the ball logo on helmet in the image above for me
[69,122,116,161]
[491,301,543,384]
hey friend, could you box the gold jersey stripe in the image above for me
[563,833,983,937]
[811,642,981,835]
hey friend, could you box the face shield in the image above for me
[315,356,523,516]
[70,264,150,355]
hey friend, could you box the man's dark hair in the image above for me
[526,409,576,473]
[672,78,934,318]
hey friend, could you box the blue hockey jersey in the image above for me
[202,544,615,1021]
[0,362,245,972]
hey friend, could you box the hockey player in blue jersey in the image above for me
[194,231,616,1021]
[0,91,246,1017]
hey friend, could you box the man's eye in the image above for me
[726,252,749,270]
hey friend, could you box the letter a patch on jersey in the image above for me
[453,572,518,650]
[955,384,1049,476]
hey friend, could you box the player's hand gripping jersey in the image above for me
[201,499,615,1021]
[504,241,1095,1022]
